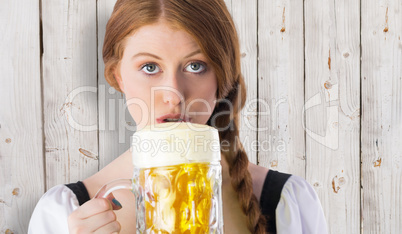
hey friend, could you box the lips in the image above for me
[156,113,191,124]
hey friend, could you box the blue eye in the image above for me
[141,63,160,75]
[185,62,206,74]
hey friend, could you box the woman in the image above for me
[29,0,327,233]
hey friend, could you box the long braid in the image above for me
[208,77,266,233]
[230,130,266,233]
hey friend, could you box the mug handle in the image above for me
[93,178,136,199]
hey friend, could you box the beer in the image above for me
[134,162,221,233]
[96,122,223,233]
[132,123,223,233]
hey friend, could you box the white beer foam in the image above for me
[131,122,221,168]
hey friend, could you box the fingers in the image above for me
[72,198,112,219]
[68,193,123,234]
[68,202,121,233]
[93,220,121,234]
[69,210,121,233]
[84,210,118,232]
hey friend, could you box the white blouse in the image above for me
[28,175,327,233]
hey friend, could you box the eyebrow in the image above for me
[131,49,202,60]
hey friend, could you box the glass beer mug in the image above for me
[95,122,224,233]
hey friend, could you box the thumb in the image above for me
[94,185,123,211]
[105,192,123,210]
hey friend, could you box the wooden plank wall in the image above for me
[1,0,401,233]
[258,0,305,178]
[361,0,402,233]
[304,1,361,233]
[0,1,44,233]
[41,0,99,190]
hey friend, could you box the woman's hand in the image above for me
[68,195,122,233]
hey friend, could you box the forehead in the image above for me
[124,21,201,53]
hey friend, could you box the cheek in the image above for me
[186,86,217,117]
[124,83,142,98]
[200,79,217,109]
[120,66,150,100]
[123,83,152,128]
[119,62,143,91]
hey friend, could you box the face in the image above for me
[114,20,218,131]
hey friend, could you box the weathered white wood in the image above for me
[304,0,361,233]
[98,0,135,169]
[223,0,232,14]
[229,0,258,164]
[0,1,43,233]
[361,0,402,233]
[42,0,99,187]
[258,0,305,177]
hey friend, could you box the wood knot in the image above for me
[5,138,11,143]
[338,177,346,186]
[79,148,98,160]
[324,81,332,89]
[374,158,382,167]
[332,175,344,193]
[12,188,20,196]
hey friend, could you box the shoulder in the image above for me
[279,175,319,202]
[32,184,80,212]
[28,184,80,234]
[275,175,328,234]
[258,169,291,232]
[248,163,269,201]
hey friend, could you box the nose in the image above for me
[161,73,184,106]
